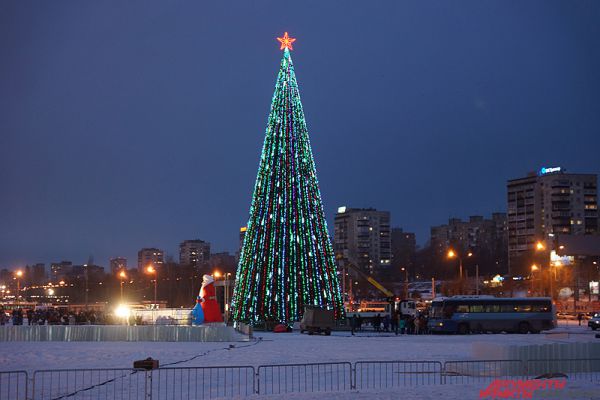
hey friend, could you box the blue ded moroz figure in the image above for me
[191,287,205,325]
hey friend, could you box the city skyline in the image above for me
[2,1,600,268]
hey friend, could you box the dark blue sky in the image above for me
[1,1,599,269]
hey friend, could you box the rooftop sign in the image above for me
[538,166,562,175]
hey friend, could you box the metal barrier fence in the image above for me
[32,368,148,400]
[150,366,255,399]
[31,366,255,400]
[1,358,598,399]
[443,360,524,384]
[257,362,352,395]
[0,371,28,400]
[525,358,600,382]
[355,361,443,389]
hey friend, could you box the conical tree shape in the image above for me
[231,48,344,324]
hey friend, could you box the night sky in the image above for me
[1,1,599,269]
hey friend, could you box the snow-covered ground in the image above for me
[248,381,600,400]
[1,322,596,372]
[1,322,598,399]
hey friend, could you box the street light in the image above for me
[224,272,232,322]
[530,264,539,294]
[534,241,548,298]
[146,265,157,307]
[213,270,224,321]
[118,270,127,302]
[401,267,409,299]
[15,270,23,304]
[447,249,472,280]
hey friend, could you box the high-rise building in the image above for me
[72,264,105,279]
[334,207,391,274]
[179,240,210,267]
[391,228,416,270]
[507,167,598,273]
[50,261,73,280]
[430,213,508,275]
[208,252,237,273]
[29,263,46,283]
[109,257,127,274]
[137,248,164,270]
[390,228,416,281]
[431,215,507,251]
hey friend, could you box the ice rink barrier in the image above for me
[0,324,249,342]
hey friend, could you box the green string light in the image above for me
[231,43,344,324]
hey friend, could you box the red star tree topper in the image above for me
[277,32,296,50]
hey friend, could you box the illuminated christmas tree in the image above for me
[231,33,344,324]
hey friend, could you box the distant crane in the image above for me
[336,257,394,299]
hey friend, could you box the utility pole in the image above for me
[401,268,409,299]
[476,264,480,295]
[574,257,580,313]
[85,255,94,311]
[342,263,346,303]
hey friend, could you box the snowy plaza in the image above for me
[3,1,600,399]
[1,322,599,399]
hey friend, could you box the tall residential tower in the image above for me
[333,207,392,275]
[507,167,598,273]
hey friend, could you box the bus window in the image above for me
[500,304,516,312]
[485,304,500,313]
[515,304,532,312]
[456,304,469,313]
[443,304,457,318]
[531,303,549,312]
[430,302,443,318]
[469,305,484,313]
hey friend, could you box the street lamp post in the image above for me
[447,250,473,295]
[401,267,409,299]
[15,270,23,304]
[475,264,480,295]
[146,265,157,307]
[225,272,232,322]
[119,270,127,302]
[530,264,539,295]
[447,250,472,280]
[535,241,548,298]
[214,270,223,318]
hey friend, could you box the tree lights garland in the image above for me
[231,34,344,324]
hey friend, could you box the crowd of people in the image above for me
[349,312,430,335]
[0,306,108,326]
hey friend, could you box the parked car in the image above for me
[557,312,578,320]
[588,313,600,331]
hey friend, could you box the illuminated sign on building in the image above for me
[550,250,573,266]
[538,166,562,175]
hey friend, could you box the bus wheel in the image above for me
[518,322,530,334]
[458,323,470,335]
